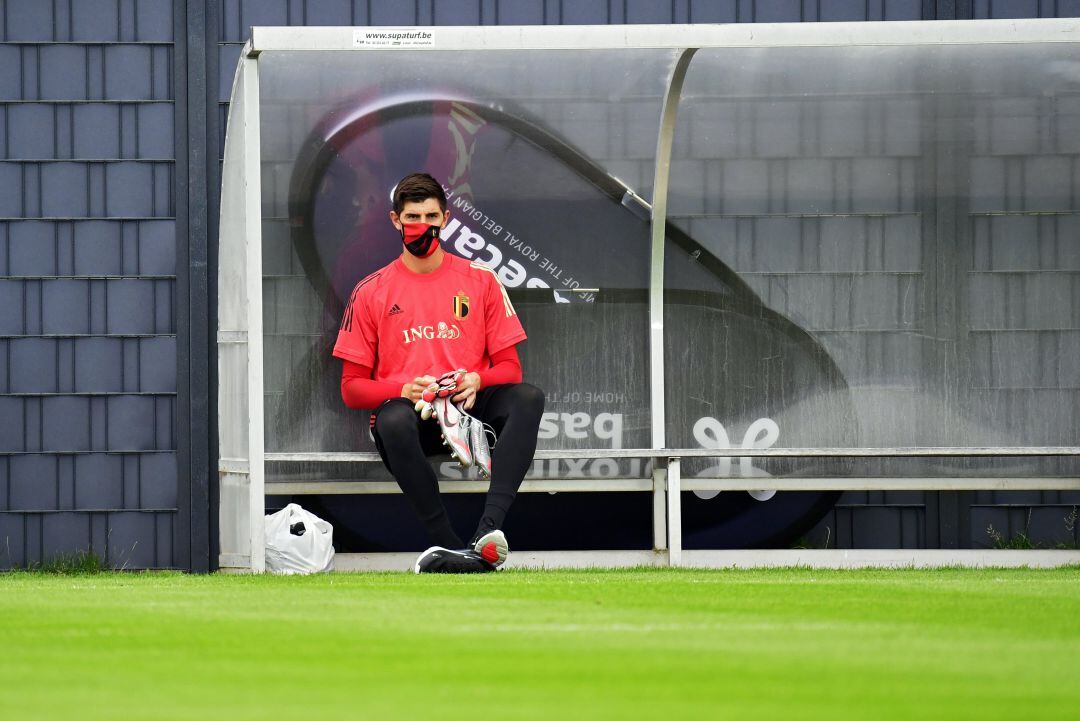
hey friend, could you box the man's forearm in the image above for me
[476,346,522,387]
[340,360,403,409]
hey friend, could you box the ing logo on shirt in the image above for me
[402,322,461,344]
[453,292,470,320]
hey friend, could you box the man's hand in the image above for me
[451,372,482,411]
[402,376,437,403]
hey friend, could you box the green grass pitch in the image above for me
[1,567,1077,720]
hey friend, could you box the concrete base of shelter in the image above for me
[327,549,1080,572]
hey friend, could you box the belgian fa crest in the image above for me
[453,291,470,320]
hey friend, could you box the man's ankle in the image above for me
[470,516,500,545]
[427,518,463,549]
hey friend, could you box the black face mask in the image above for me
[400,222,441,258]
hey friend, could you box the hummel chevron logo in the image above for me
[388,304,404,316]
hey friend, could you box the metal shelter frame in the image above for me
[218,19,1080,573]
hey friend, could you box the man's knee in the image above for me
[509,382,545,418]
[373,399,417,440]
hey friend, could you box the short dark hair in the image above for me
[392,172,447,214]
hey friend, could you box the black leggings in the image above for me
[371,383,545,548]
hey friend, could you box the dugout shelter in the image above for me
[217,20,1080,572]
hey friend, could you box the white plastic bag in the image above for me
[264,503,335,574]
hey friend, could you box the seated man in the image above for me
[333,172,544,573]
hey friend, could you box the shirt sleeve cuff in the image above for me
[332,346,374,367]
[486,332,527,357]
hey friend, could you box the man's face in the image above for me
[390,197,449,231]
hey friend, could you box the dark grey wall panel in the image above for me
[73,222,123,274]
[233,0,290,28]
[217,44,242,104]
[71,1,122,40]
[74,339,123,391]
[38,47,87,99]
[10,339,54,392]
[140,453,177,506]
[494,0,546,23]
[803,491,929,549]
[73,106,123,158]
[107,280,171,333]
[41,282,88,333]
[984,0,1080,16]
[20,513,40,561]
[42,397,91,452]
[40,164,91,216]
[1,45,172,102]
[0,47,17,97]
[41,511,91,559]
[0,514,26,564]
[138,0,178,41]
[0,340,7,387]
[0,398,25,451]
[971,503,1079,548]
[105,46,154,98]
[137,221,178,273]
[750,0,800,21]
[9,456,57,510]
[138,105,176,157]
[6,105,52,157]
[561,0,609,24]
[106,511,158,566]
[8,221,53,274]
[369,1,421,25]
[0,282,22,334]
[1,0,179,569]
[107,396,156,449]
[0,167,22,215]
[71,2,121,41]
[300,0,355,25]
[26,220,177,274]
[623,0,674,23]
[432,0,483,24]
[2,0,178,43]
[6,0,51,40]
[976,0,1038,17]
[74,454,124,508]
[140,337,178,391]
[0,507,179,569]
